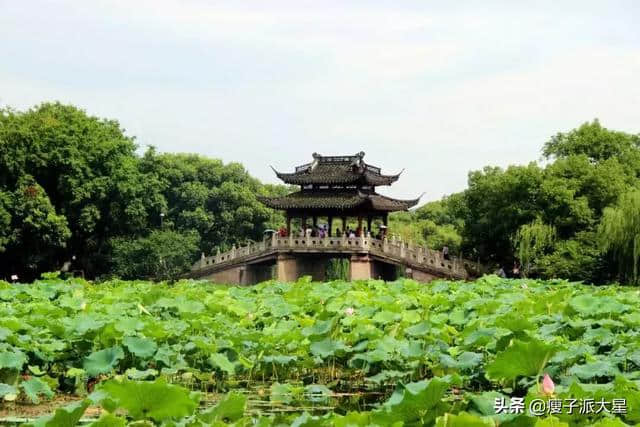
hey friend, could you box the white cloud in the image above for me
[1,0,639,201]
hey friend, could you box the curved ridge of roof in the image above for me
[270,153,401,186]
[257,189,420,211]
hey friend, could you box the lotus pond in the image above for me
[1,276,639,426]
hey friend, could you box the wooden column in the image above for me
[286,214,291,236]
[302,215,307,236]
[367,216,372,234]
[341,216,347,236]
[328,216,333,237]
[312,216,318,229]
[357,216,363,237]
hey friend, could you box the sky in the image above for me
[1,1,639,202]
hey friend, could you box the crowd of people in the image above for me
[277,224,387,240]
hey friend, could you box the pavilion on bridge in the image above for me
[258,152,422,237]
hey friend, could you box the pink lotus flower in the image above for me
[542,373,555,395]
[344,307,355,316]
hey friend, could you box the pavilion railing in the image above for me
[191,233,479,279]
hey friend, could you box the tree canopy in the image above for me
[0,103,286,281]
[394,120,640,284]
[1,104,639,284]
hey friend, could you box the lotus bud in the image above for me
[542,373,555,395]
[344,307,355,316]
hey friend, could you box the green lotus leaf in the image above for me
[372,311,399,324]
[0,327,12,341]
[86,413,127,427]
[125,368,158,380]
[0,350,27,370]
[209,353,235,376]
[114,317,144,334]
[310,338,347,358]
[262,355,297,365]
[199,391,246,424]
[373,377,450,425]
[27,399,90,426]
[123,336,157,359]
[486,339,558,382]
[365,370,410,384]
[98,378,198,421]
[567,360,620,380]
[332,411,372,426]
[22,377,54,404]
[458,351,483,368]
[83,346,124,377]
[305,384,332,403]
[569,295,629,316]
[270,382,294,404]
[301,319,333,337]
[176,299,205,314]
[0,383,18,399]
[405,321,430,337]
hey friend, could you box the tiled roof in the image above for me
[272,152,401,186]
[257,189,420,212]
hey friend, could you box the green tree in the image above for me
[4,177,71,276]
[543,119,640,168]
[513,218,556,277]
[0,103,164,278]
[139,149,286,255]
[110,230,200,281]
[460,164,544,264]
[598,190,640,284]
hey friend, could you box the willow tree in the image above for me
[513,218,556,277]
[598,190,640,284]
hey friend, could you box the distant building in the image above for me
[259,152,421,236]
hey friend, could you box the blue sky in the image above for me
[2,1,639,202]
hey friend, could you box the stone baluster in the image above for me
[383,236,389,252]
[400,240,405,258]
[231,244,236,259]
[215,249,221,263]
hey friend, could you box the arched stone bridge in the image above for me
[188,233,482,285]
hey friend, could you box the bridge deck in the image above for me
[190,234,479,281]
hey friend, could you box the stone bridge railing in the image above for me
[191,233,481,280]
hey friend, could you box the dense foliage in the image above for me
[1,277,639,425]
[392,120,640,284]
[2,102,640,283]
[0,103,287,281]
